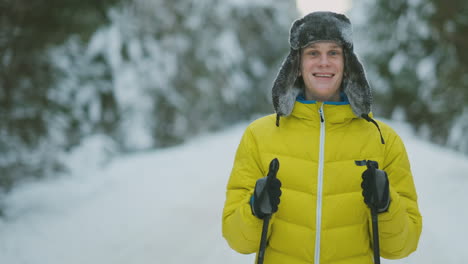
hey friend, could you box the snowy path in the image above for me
[0,120,467,264]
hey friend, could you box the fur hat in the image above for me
[272,11,372,119]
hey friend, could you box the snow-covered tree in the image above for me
[1,0,299,191]
[59,0,298,150]
[350,0,468,153]
[0,0,122,191]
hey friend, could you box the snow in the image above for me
[448,107,468,153]
[416,56,436,82]
[389,52,406,75]
[1,119,468,264]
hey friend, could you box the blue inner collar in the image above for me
[296,92,350,105]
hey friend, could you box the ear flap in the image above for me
[272,49,302,116]
[342,50,372,117]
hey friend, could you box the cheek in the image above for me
[338,59,344,73]
[301,59,314,72]
[337,64,344,75]
[335,61,344,76]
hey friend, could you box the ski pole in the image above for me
[356,159,382,264]
[257,158,280,264]
[367,161,381,264]
[371,205,381,264]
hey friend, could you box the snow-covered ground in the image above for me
[0,119,467,264]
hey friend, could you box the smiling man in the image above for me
[222,11,422,264]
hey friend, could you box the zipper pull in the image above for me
[318,106,324,123]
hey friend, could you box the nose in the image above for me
[318,54,330,66]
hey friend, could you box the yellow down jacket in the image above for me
[222,101,422,264]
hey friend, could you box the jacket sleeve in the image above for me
[222,126,266,254]
[377,128,423,259]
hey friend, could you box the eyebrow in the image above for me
[305,43,342,49]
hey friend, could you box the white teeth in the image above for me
[314,74,334,77]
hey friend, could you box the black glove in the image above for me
[250,174,282,219]
[361,161,390,213]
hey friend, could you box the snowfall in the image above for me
[0,118,467,264]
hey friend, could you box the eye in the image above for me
[329,50,342,56]
[306,50,319,56]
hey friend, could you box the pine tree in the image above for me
[0,0,122,190]
[70,0,298,150]
[0,0,299,191]
[350,0,468,153]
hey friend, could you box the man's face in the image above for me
[300,41,344,102]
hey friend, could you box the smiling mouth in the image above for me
[313,73,335,78]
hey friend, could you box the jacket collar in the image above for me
[291,100,359,124]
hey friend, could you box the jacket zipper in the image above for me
[315,104,325,264]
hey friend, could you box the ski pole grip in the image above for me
[366,160,379,170]
[266,158,280,182]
